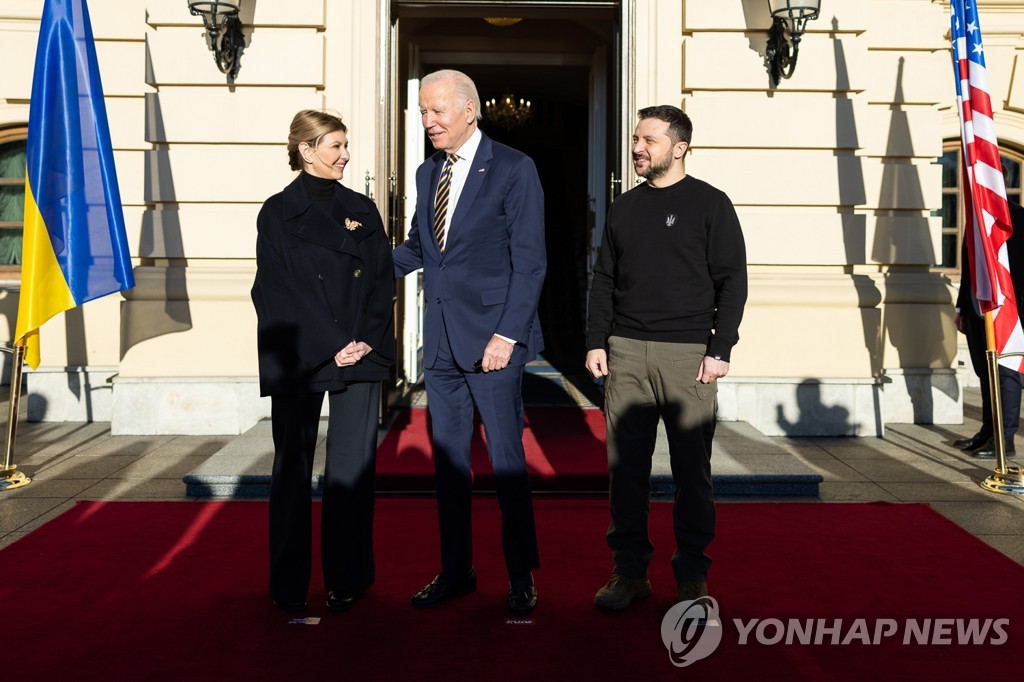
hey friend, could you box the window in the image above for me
[0,127,27,279]
[937,142,1024,275]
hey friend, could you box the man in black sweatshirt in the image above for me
[586,105,747,610]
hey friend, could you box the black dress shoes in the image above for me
[971,438,1017,459]
[508,582,538,614]
[411,568,477,608]
[953,432,990,451]
[326,591,357,613]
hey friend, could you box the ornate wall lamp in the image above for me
[187,1,246,80]
[765,0,821,87]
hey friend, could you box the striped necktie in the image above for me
[433,153,458,253]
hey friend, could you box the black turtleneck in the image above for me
[301,171,339,216]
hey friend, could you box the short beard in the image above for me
[637,154,673,182]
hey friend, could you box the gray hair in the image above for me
[421,69,482,122]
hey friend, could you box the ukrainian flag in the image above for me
[15,0,135,369]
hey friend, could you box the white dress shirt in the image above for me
[435,126,482,237]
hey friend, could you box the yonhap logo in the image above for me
[660,596,723,667]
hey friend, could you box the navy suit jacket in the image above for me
[394,132,546,370]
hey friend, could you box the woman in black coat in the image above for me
[251,110,394,613]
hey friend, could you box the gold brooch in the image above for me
[344,218,361,231]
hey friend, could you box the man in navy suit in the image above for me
[393,69,546,614]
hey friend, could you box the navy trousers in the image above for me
[964,311,1022,441]
[424,320,540,580]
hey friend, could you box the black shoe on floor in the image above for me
[971,438,1017,459]
[507,573,540,614]
[411,568,477,608]
[508,585,538,614]
[953,432,990,451]
[326,591,358,613]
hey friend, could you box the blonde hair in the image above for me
[421,69,482,122]
[287,110,348,170]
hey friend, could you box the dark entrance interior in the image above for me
[397,10,618,378]
[473,64,590,367]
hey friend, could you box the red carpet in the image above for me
[2,499,1024,680]
[376,407,609,490]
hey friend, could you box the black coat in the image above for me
[957,201,1024,320]
[252,175,395,396]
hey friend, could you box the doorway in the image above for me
[390,3,623,397]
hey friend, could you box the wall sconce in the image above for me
[187,1,246,80]
[765,0,821,87]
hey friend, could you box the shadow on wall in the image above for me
[739,0,772,64]
[237,0,258,82]
[773,19,953,433]
[120,89,192,359]
[833,16,883,436]
[776,379,854,436]
[873,56,958,420]
[239,0,257,29]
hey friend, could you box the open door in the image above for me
[400,43,426,386]
[389,0,628,384]
[587,46,609,276]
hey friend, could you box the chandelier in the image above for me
[484,93,532,130]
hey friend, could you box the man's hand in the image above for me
[696,355,729,383]
[335,340,373,367]
[954,311,966,334]
[481,335,514,372]
[585,349,609,378]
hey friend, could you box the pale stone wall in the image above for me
[673,0,958,433]
[0,0,1021,434]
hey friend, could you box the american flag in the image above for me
[951,0,1024,371]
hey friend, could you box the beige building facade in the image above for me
[0,0,1012,436]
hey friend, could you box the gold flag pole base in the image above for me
[980,466,1024,496]
[0,343,29,492]
[979,341,1024,497]
[0,466,30,492]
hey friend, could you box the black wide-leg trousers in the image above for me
[269,382,379,603]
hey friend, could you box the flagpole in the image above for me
[980,313,1024,494]
[0,342,30,491]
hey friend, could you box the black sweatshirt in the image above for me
[586,175,748,362]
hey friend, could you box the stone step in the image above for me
[183,414,823,498]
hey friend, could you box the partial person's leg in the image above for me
[649,342,717,584]
[322,382,380,597]
[269,392,324,604]
[424,326,476,575]
[965,312,995,440]
[604,336,660,578]
[467,361,539,581]
[997,366,1023,441]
